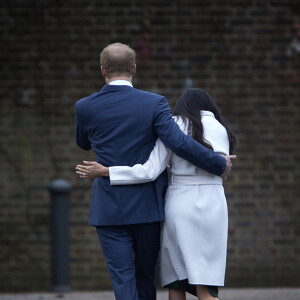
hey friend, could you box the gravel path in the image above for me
[0,288,299,300]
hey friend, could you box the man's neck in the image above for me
[106,76,132,84]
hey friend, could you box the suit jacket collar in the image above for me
[100,84,134,93]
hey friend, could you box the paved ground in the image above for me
[0,288,299,300]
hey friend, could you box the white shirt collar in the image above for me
[200,110,215,118]
[109,80,133,87]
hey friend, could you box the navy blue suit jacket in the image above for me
[75,84,226,226]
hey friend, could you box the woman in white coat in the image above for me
[76,89,237,300]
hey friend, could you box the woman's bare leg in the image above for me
[196,285,219,300]
[169,288,186,300]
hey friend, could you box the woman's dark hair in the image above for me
[173,88,237,154]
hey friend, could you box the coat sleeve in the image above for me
[203,119,230,156]
[75,105,92,151]
[153,96,226,176]
[109,138,171,185]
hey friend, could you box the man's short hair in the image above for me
[100,43,136,78]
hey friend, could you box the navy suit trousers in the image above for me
[96,222,161,300]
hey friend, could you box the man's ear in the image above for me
[101,66,107,78]
[131,64,136,76]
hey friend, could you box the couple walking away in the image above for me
[75,43,237,300]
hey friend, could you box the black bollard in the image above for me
[49,179,72,292]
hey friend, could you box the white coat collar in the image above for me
[200,110,215,118]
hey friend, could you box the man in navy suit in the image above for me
[75,43,232,300]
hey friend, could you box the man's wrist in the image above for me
[218,155,227,176]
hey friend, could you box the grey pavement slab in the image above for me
[0,288,299,300]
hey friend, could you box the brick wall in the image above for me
[0,0,299,292]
